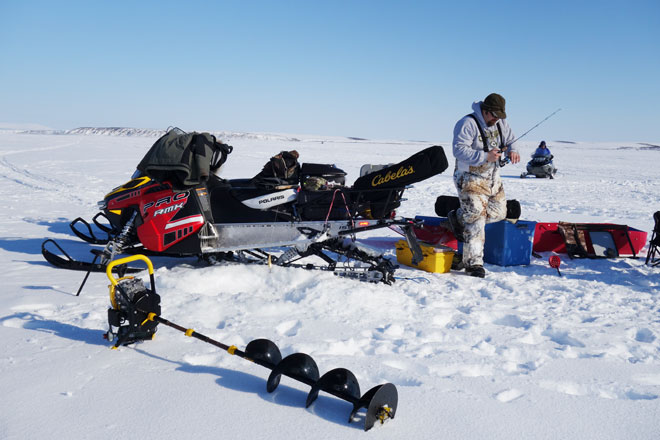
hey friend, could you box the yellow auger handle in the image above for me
[106,254,154,286]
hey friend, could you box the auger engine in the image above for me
[104,256,161,347]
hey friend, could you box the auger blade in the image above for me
[245,338,282,369]
[266,353,319,393]
[305,367,361,408]
[349,383,398,431]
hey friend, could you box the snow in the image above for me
[1,130,659,439]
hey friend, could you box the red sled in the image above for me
[412,216,458,249]
[533,222,647,257]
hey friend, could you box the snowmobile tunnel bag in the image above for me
[352,145,448,190]
[137,130,232,190]
[359,163,395,177]
[351,145,448,219]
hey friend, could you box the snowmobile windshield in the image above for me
[131,169,145,179]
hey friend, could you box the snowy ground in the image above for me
[1,130,659,439]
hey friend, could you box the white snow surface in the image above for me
[1,131,659,439]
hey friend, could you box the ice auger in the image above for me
[104,255,398,431]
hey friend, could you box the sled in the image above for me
[533,222,647,258]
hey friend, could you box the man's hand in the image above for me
[509,151,520,164]
[487,149,502,162]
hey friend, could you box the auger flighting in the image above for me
[103,255,398,431]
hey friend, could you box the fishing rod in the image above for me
[499,108,562,166]
[511,108,562,146]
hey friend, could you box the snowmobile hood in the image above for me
[104,175,153,199]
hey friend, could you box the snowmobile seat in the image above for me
[645,211,660,266]
[209,185,295,223]
[205,175,296,223]
[226,178,255,188]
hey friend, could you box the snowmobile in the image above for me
[520,153,557,179]
[42,128,449,285]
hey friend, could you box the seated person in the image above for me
[531,140,553,164]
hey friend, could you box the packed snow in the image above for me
[0,129,659,439]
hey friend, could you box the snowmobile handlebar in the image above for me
[106,254,154,286]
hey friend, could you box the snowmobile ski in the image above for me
[41,239,142,274]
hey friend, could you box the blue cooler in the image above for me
[459,220,537,266]
[414,216,536,266]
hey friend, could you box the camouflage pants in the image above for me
[453,167,507,267]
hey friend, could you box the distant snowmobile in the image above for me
[42,128,449,284]
[520,141,557,179]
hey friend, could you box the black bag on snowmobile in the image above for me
[137,129,232,190]
[352,145,448,218]
[353,145,448,190]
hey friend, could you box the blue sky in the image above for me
[1,1,658,142]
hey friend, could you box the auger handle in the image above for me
[106,254,154,286]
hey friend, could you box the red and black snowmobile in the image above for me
[42,128,448,284]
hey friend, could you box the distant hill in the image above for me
[1,126,435,145]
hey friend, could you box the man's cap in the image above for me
[539,140,546,147]
[482,93,507,119]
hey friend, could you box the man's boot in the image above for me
[465,265,486,278]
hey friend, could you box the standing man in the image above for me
[447,93,520,278]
